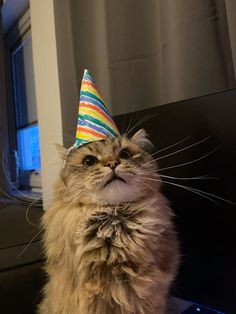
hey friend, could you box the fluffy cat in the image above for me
[38,129,179,314]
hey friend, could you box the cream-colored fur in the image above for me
[38,131,179,314]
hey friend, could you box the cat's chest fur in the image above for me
[77,204,140,243]
[74,199,168,268]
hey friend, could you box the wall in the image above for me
[30,0,64,207]
[0,14,9,196]
[30,0,78,207]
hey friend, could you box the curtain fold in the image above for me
[70,0,235,115]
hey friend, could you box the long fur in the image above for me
[38,131,179,314]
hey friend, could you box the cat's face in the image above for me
[61,130,159,205]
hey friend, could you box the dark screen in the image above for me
[115,89,236,314]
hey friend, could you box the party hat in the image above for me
[75,69,120,147]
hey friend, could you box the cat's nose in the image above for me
[105,160,120,169]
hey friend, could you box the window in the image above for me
[17,124,41,171]
[4,10,41,195]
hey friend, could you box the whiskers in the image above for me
[136,135,235,206]
[123,112,159,140]
[154,135,211,161]
[15,227,44,262]
[143,135,217,169]
[158,146,219,172]
[159,174,220,181]
[15,183,90,261]
[142,175,235,206]
[132,170,234,206]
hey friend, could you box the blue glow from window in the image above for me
[196,308,201,312]
[17,124,41,170]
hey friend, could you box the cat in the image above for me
[38,129,179,314]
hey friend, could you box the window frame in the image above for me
[4,9,42,195]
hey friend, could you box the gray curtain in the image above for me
[69,0,235,115]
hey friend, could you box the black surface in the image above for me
[0,203,42,249]
[182,304,224,314]
[115,89,236,314]
[0,203,44,314]
[0,262,45,314]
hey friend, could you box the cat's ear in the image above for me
[131,129,154,152]
[55,143,68,160]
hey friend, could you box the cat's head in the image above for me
[57,129,160,205]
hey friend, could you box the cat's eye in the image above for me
[118,149,132,159]
[83,155,99,166]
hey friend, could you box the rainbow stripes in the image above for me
[75,69,120,147]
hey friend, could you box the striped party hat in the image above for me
[75,69,120,148]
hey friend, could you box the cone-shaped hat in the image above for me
[75,69,120,147]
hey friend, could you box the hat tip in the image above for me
[84,68,90,75]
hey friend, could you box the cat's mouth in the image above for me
[103,173,126,187]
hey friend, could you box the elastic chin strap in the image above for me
[62,143,78,168]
